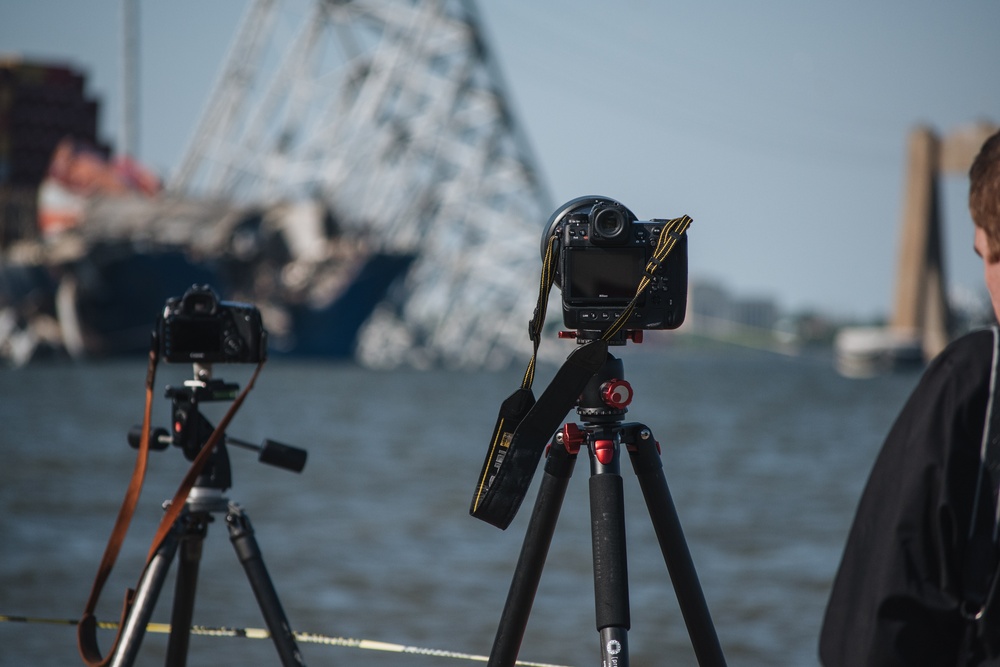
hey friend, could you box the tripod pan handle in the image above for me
[258,439,308,473]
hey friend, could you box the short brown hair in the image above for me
[970,130,1000,261]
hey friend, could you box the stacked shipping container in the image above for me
[0,58,105,245]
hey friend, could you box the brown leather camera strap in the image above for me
[77,348,158,667]
[77,355,264,666]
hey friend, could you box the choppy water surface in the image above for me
[0,345,919,666]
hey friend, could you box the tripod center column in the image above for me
[589,432,631,664]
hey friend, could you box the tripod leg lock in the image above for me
[225,504,261,563]
[554,423,585,455]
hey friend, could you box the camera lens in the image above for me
[590,204,628,243]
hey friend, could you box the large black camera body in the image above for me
[159,285,267,364]
[543,196,688,332]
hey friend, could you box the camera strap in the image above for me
[77,347,158,667]
[470,338,609,528]
[602,214,692,342]
[77,348,265,666]
[961,325,1000,658]
[469,235,558,527]
[469,216,692,529]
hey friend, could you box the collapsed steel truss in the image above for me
[172,0,552,368]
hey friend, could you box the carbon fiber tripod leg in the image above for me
[165,510,210,666]
[226,503,307,667]
[109,529,180,667]
[488,441,577,667]
[628,433,727,667]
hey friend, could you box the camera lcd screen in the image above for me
[564,247,644,304]
[170,319,223,354]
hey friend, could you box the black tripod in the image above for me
[110,365,308,667]
[488,352,727,666]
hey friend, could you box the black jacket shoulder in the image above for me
[820,328,995,666]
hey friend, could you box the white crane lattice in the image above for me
[171,0,553,368]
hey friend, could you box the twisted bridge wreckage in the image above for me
[0,0,552,368]
[3,1,996,372]
[170,0,553,369]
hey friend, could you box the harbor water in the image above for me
[0,343,921,666]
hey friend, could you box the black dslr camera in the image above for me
[542,196,688,332]
[158,285,266,363]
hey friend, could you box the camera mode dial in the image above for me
[222,325,244,357]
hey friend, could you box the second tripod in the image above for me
[488,353,727,667]
[111,365,309,667]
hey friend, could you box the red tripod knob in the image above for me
[601,379,633,409]
[560,423,585,454]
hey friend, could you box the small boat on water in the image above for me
[833,325,924,378]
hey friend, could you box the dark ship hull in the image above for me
[0,195,414,364]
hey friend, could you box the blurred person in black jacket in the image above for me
[820,128,1000,666]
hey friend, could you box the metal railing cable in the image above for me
[1,614,573,666]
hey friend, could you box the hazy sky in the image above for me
[2,0,998,318]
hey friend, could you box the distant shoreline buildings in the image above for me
[681,278,818,351]
[683,274,994,360]
[687,280,780,334]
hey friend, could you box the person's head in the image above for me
[971,129,1000,320]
